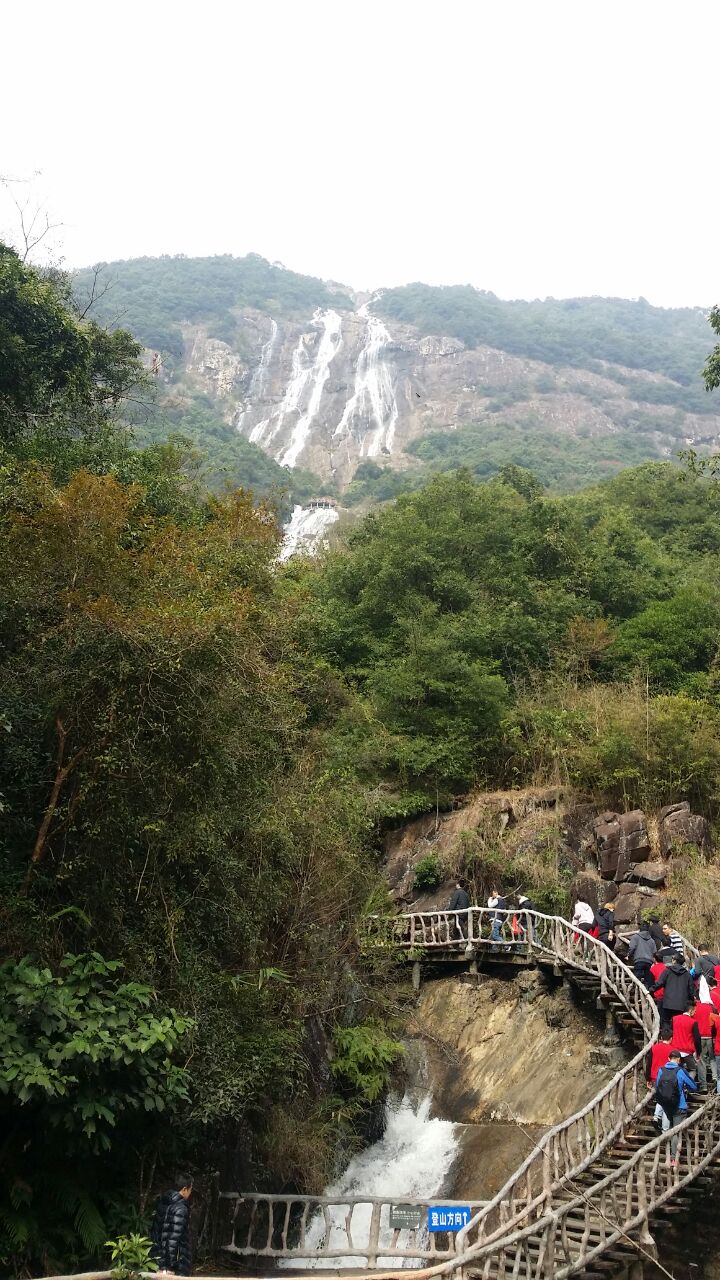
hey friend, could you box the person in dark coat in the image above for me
[649,955,695,1036]
[596,902,617,951]
[628,925,657,989]
[647,915,665,950]
[447,882,470,912]
[150,1174,193,1275]
[447,882,470,942]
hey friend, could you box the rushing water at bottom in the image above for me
[282,1092,460,1268]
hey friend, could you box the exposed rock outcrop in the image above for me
[405,971,626,1200]
[659,801,710,858]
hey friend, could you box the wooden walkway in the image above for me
[221,910,720,1279]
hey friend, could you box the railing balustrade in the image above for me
[220,1193,486,1266]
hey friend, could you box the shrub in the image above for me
[413,853,443,891]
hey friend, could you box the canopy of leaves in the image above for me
[72,253,353,359]
[377,284,716,413]
[0,244,145,445]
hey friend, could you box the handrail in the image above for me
[214,909,701,1279]
[454,1096,720,1279]
[373,909,659,1255]
[220,1192,487,1265]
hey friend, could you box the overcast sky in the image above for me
[1,0,717,307]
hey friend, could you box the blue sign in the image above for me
[427,1206,472,1232]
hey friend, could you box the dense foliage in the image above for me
[131,390,331,516]
[306,464,720,810]
[377,284,715,413]
[73,253,352,361]
[4,244,720,1276]
[0,250,378,1275]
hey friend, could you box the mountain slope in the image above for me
[73,255,720,494]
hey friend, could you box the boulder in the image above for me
[570,872,602,914]
[614,846,633,883]
[659,807,710,859]
[617,809,651,863]
[593,815,621,878]
[659,801,690,823]
[627,860,669,888]
[613,882,663,926]
[599,880,618,903]
[612,890,645,926]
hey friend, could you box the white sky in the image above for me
[1,0,717,307]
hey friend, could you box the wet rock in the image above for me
[588,1044,628,1071]
[659,806,710,859]
[600,880,618,903]
[627,860,669,888]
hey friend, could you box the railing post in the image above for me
[367,1201,381,1268]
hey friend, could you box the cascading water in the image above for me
[278,310,343,467]
[252,328,313,448]
[239,318,279,436]
[288,1092,460,1269]
[333,303,398,457]
[278,503,339,562]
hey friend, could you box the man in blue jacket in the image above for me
[655,1051,698,1168]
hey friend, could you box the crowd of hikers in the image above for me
[444,887,719,1168]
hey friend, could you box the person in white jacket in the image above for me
[572,900,596,933]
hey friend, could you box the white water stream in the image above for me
[278,310,343,467]
[278,504,339,562]
[289,1092,460,1268]
[238,319,278,435]
[333,303,398,456]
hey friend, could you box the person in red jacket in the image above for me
[710,1008,720,1094]
[647,1028,673,1100]
[695,998,715,1093]
[649,960,667,1005]
[672,1002,703,1088]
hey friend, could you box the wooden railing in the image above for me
[220,1192,486,1265]
[364,909,658,1257]
[453,1097,720,1279]
[217,910,708,1277]
[363,905,528,950]
[450,911,659,1253]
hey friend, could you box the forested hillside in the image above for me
[3,244,720,1275]
[68,255,720,497]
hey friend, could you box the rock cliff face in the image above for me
[403,970,624,1200]
[382,786,714,930]
[165,299,720,490]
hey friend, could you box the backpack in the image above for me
[656,1065,681,1110]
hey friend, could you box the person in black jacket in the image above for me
[447,882,470,912]
[447,882,470,942]
[150,1174,193,1275]
[647,915,665,950]
[649,955,695,1036]
[596,902,617,952]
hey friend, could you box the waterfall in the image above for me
[253,328,313,448]
[334,303,398,457]
[278,310,343,468]
[287,1092,460,1269]
[278,503,339,562]
[239,318,279,436]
